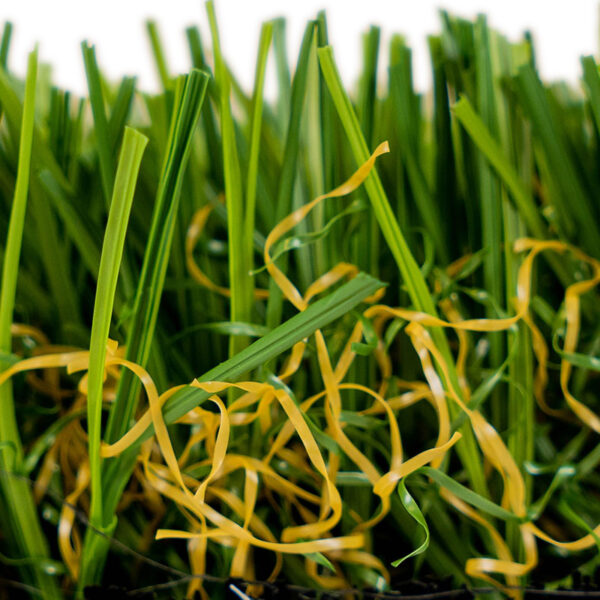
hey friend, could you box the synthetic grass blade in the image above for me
[108,76,137,153]
[146,21,171,90]
[391,479,430,566]
[206,1,253,359]
[79,126,148,586]
[0,61,71,192]
[515,64,600,258]
[81,42,114,206]
[318,44,488,497]
[0,22,11,69]
[473,15,504,426]
[244,21,273,302]
[452,96,545,240]
[452,96,574,292]
[79,69,208,591]
[355,25,381,275]
[272,18,292,133]
[420,467,520,522]
[265,20,316,331]
[0,22,11,122]
[0,48,62,600]
[318,46,441,315]
[388,39,448,264]
[582,56,600,136]
[104,69,209,444]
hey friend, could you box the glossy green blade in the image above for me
[0,62,70,192]
[0,48,62,600]
[206,1,253,359]
[77,69,208,592]
[354,25,380,280]
[244,21,273,292]
[83,127,147,577]
[272,17,292,133]
[265,20,316,331]
[0,44,38,478]
[389,38,448,264]
[582,56,600,136]
[473,16,504,426]
[104,69,209,445]
[391,479,430,566]
[420,467,520,522]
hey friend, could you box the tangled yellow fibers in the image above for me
[3,142,600,598]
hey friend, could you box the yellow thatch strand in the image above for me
[2,142,600,596]
[186,200,269,300]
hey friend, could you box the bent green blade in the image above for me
[106,272,384,452]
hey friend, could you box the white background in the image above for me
[1,0,598,96]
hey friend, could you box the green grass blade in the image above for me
[186,26,223,185]
[315,12,341,267]
[355,25,380,276]
[146,21,171,90]
[302,15,327,275]
[357,26,380,149]
[206,0,253,360]
[104,69,208,445]
[82,42,114,206]
[265,21,316,331]
[421,466,521,522]
[515,64,600,258]
[108,76,137,153]
[244,21,273,295]
[38,170,102,279]
[0,46,38,444]
[0,22,12,69]
[318,44,488,498]
[582,56,600,136]
[318,46,436,315]
[81,127,147,585]
[452,95,573,287]
[389,39,448,264]
[452,96,545,240]
[272,18,292,134]
[473,16,504,426]
[428,34,459,257]
[391,479,430,566]
[0,48,62,600]
[77,69,208,592]
[0,64,71,192]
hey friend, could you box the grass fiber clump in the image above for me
[1,5,600,599]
